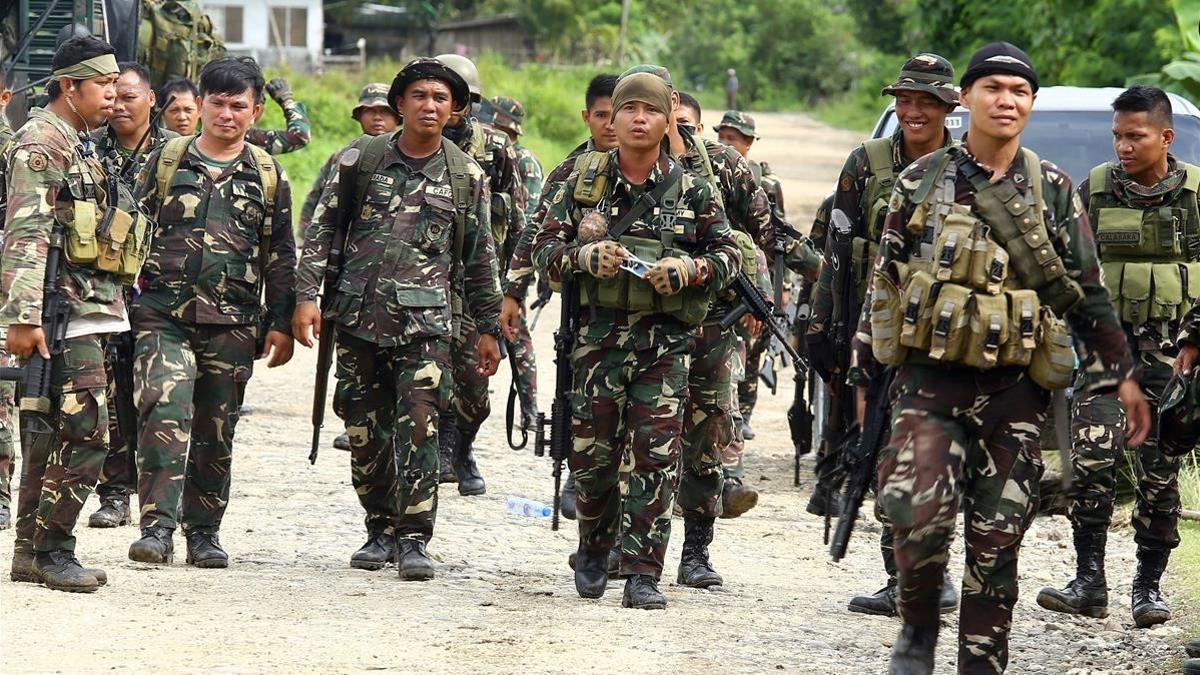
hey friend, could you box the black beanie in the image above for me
[960,42,1039,93]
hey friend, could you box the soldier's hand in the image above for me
[740,314,763,337]
[262,330,295,368]
[646,256,697,296]
[292,302,322,348]
[477,333,501,377]
[1174,344,1200,375]
[6,324,49,360]
[500,296,522,342]
[855,385,867,427]
[576,240,626,279]
[265,78,293,103]
[1118,378,1151,448]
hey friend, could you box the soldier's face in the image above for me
[962,75,1035,142]
[717,128,753,157]
[165,92,200,135]
[199,88,262,144]
[399,79,454,138]
[674,105,703,136]
[894,91,950,147]
[583,96,617,151]
[67,74,119,127]
[358,105,398,136]
[1113,110,1174,179]
[614,100,668,151]
[110,71,154,138]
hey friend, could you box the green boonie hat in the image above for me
[713,110,759,139]
[352,83,392,120]
[881,53,959,107]
[619,64,673,89]
[490,95,525,135]
[389,57,472,115]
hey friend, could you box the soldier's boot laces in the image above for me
[1131,547,1171,627]
[1036,529,1109,618]
[453,426,486,496]
[129,525,175,564]
[437,418,459,484]
[350,530,396,570]
[88,495,131,528]
[720,479,759,519]
[622,574,667,610]
[559,474,578,520]
[185,529,229,568]
[677,516,723,588]
[0,504,10,530]
[396,537,434,581]
[573,545,610,599]
[36,550,101,593]
[888,623,938,675]
[332,432,352,451]
[849,577,898,616]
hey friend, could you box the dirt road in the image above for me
[1,113,1194,674]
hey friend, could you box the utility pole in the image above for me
[615,0,631,66]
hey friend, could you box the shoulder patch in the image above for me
[28,151,49,172]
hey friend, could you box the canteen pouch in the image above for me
[869,262,908,366]
[899,269,936,352]
[95,208,134,275]
[1151,263,1184,322]
[1119,262,1152,325]
[964,292,1009,369]
[1029,310,1075,391]
[969,235,1010,294]
[931,216,975,283]
[66,200,100,265]
[1000,290,1039,367]
[927,283,971,363]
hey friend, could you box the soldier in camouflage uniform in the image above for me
[489,95,542,429]
[0,66,15,530]
[433,54,527,496]
[1038,86,1197,628]
[3,36,127,592]
[533,71,741,609]
[852,43,1150,673]
[159,78,201,136]
[128,56,296,569]
[245,76,311,155]
[86,61,180,529]
[293,58,502,579]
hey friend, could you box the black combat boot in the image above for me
[849,577,898,616]
[938,571,958,614]
[622,574,667,610]
[1036,529,1109,618]
[677,516,723,588]
[805,483,843,518]
[1131,547,1171,627]
[888,623,938,675]
[0,503,10,530]
[1188,639,1200,658]
[88,494,131,528]
[332,432,352,451]
[437,417,458,484]
[574,545,610,598]
[129,525,174,564]
[559,474,578,520]
[185,528,229,568]
[1185,658,1200,675]
[569,544,621,579]
[10,549,106,585]
[35,550,101,593]
[720,479,759,519]
[396,537,435,581]
[453,426,486,496]
[739,417,756,440]
[350,530,396,570]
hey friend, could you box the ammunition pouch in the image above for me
[1028,310,1075,391]
[64,202,150,283]
[578,234,711,325]
[850,236,877,300]
[65,200,100,265]
[868,261,907,366]
[572,151,611,207]
[732,230,759,276]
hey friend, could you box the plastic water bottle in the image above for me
[506,496,551,518]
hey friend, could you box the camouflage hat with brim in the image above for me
[881,53,959,106]
[619,64,674,89]
[490,95,525,135]
[713,110,759,139]
[352,83,392,120]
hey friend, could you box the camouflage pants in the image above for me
[510,305,537,415]
[721,335,748,481]
[335,333,451,541]
[451,320,491,438]
[13,334,109,553]
[95,342,136,501]
[571,335,690,577]
[737,324,769,419]
[878,365,1047,673]
[679,324,737,517]
[133,306,255,532]
[1070,349,1186,550]
[0,350,17,509]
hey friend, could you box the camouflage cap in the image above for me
[389,57,472,113]
[713,110,759,139]
[351,83,392,120]
[619,64,673,89]
[881,53,959,107]
[490,95,525,135]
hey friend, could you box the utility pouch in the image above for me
[869,262,908,366]
[95,208,134,274]
[118,212,152,284]
[1185,262,1200,301]
[899,269,936,351]
[1095,207,1160,256]
[969,234,1010,294]
[965,292,1009,369]
[851,236,879,299]
[1119,262,1152,325]
[66,201,100,264]
[1000,290,1039,367]
[932,216,975,283]
[622,235,660,311]
[1029,310,1075,390]
[1151,262,1184,321]
[1101,261,1124,302]
[927,282,971,363]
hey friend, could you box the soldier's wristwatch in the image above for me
[478,325,502,339]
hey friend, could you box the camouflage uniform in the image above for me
[854,146,1134,672]
[132,139,295,534]
[296,132,501,542]
[245,95,311,155]
[532,149,740,578]
[3,108,134,555]
[0,118,15,524]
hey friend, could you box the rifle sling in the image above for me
[604,162,683,242]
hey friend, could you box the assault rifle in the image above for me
[528,277,553,330]
[829,367,894,562]
[104,329,139,467]
[531,278,577,531]
[720,272,803,367]
[308,148,361,464]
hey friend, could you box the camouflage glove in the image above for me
[576,240,626,279]
[646,256,697,296]
[265,78,293,103]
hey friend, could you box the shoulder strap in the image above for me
[1089,163,1112,197]
[863,137,895,191]
[1182,162,1200,194]
[154,135,195,215]
[246,143,278,282]
[440,136,473,260]
[607,162,684,242]
[351,132,392,208]
[1024,148,1043,218]
[910,146,953,206]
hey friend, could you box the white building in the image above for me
[202,0,324,70]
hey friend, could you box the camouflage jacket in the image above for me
[93,124,179,189]
[295,133,502,348]
[245,98,311,155]
[1,107,130,326]
[0,119,14,227]
[453,119,527,275]
[514,142,544,217]
[532,149,740,350]
[134,139,296,331]
[750,159,785,221]
[851,145,1135,392]
[300,145,346,235]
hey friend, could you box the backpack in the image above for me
[862,137,896,241]
[137,0,226,90]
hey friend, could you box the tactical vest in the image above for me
[468,121,512,249]
[869,146,1080,390]
[62,146,150,284]
[571,153,712,325]
[830,138,898,330]
[1087,161,1200,327]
